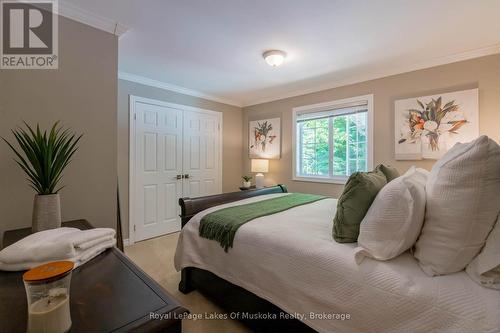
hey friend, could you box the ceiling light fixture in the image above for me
[263,50,287,67]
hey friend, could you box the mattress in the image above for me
[174,193,500,333]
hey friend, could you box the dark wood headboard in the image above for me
[178,185,288,227]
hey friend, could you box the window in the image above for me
[293,95,373,184]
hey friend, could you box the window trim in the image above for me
[292,94,374,185]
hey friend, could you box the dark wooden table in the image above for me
[0,220,187,333]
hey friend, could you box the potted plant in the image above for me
[242,175,252,188]
[3,122,82,232]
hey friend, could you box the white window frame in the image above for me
[292,94,374,184]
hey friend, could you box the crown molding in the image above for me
[118,71,243,107]
[243,43,500,107]
[58,0,129,36]
[120,43,500,108]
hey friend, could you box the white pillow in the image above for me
[466,214,500,289]
[354,166,428,264]
[414,135,500,276]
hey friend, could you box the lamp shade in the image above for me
[251,159,269,173]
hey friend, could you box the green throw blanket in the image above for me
[199,193,326,251]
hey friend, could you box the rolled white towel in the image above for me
[69,228,115,249]
[0,228,78,265]
[0,227,116,271]
[76,234,114,251]
[74,238,116,267]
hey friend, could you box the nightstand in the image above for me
[239,185,256,191]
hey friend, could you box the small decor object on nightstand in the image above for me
[241,175,252,188]
[251,159,269,189]
[23,261,74,333]
[3,122,82,232]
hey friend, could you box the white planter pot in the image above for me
[32,194,62,232]
[242,181,251,188]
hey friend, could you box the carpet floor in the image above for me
[125,232,251,333]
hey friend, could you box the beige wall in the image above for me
[118,79,243,238]
[242,54,500,198]
[0,17,118,238]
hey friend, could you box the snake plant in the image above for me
[2,122,82,195]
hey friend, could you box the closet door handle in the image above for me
[175,175,182,180]
[184,174,190,179]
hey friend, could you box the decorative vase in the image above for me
[242,181,251,188]
[32,194,61,232]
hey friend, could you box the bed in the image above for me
[175,186,500,333]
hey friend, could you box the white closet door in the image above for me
[134,101,183,241]
[182,110,221,198]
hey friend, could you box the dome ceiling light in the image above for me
[263,50,287,67]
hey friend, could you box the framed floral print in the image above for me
[249,117,281,159]
[395,88,479,160]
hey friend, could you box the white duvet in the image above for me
[174,193,500,333]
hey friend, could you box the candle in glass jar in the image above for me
[28,288,71,333]
[23,261,74,333]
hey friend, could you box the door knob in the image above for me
[176,175,182,180]
[184,174,190,179]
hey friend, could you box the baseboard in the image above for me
[123,238,130,247]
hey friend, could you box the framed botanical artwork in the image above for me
[394,88,479,160]
[249,117,281,159]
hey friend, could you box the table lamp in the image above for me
[251,159,269,189]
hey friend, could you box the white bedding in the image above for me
[174,193,500,333]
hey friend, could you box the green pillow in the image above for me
[333,168,387,243]
[376,164,400,182]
